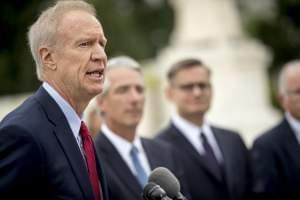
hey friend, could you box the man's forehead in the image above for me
[58,10,102,31]
[108,68,141,77]
[109,71,143,86]
[174,68,209,79]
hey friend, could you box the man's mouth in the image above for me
[86,69,104,80]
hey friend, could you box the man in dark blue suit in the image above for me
[0,1,108,199]
[251,60,300,199]
[156,58,252,200]
[94,56,189,200]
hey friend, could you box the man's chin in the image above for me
[125,121,140,128]
[88,86,103,96]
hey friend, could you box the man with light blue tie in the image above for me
[94,56,190,200]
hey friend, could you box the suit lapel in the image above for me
[212,127,234,189]
[142,139,160,169]
[97,133,142,197]
[34,87,94,200]
[169,123,223,182]
[280,119,300,167]
[94,144,108,200]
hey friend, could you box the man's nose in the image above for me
[130,88,144,101]
[91,44,107,62]
[192,85,204,95]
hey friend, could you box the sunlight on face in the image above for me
[52,10,107,102]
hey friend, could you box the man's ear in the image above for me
[39,47,57,70]
[165,85,173,101]
[278,93,286,110]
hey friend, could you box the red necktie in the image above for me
[80,121,101,200]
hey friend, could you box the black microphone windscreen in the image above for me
[143,182,169,200]
[143,182,158,195]
[149,167,180,198]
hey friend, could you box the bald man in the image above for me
[251,60,300,200]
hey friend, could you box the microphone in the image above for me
[143,182,172,200]
[149,167,187,200]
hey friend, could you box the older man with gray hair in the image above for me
[94,56,190,200]
[251,60,300,200]
[0,1,108,199]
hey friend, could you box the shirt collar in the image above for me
[171,112,223,162]
[171,112,201,139]
[42,82,81,139]
[171,112,213,136]
[101,123,143,156]
[171,112,216,146]
[285,112,300,144]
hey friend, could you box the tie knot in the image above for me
[130,145,139,156]
[200,131,207,141]
[80,121,90,139]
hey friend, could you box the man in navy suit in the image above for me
[0,1,108,199]
[156,58,252,200]
[251,60,300,199]
[94,56,189,200]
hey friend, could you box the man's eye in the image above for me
[99,41,106,48]
[79,42,90,47]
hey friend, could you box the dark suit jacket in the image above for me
[94,132,190,200]
[251,117,300,200]
[0,87,108,200]
[156,122,252,200]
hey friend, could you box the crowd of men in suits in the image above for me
[0,0,300,200]
[89,55,300,200]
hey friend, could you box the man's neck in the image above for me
[179,113,204,127]
[45,80,89,115]
[106,122,137,142]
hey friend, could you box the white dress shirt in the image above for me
[171,112,223,163]
[285,112,300,144]
[101,124,151,176]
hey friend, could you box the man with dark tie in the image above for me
[0,1,108,199]
[251,60,300,199]
[94,56,189,200]
[156,58,252,200]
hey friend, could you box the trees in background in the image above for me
[0,0,299,97]
[239,0,300,107]
[0,0,173,95]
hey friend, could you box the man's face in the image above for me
[167,66,212,118]
[100,68,145,129]
[280,67,300,121]
[49,10,107,101]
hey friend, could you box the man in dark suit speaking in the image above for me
[0,1,108,200]
[156,58,252,200]
[251,60,300,199]
[94,56,189,200]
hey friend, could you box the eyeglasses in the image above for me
[174,82,211,92]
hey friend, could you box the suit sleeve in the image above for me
[0,124,45,197]
[236,134,253,200]
[251,139,281,200]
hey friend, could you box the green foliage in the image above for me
[91,0,174,59]
[0,0,174,95]
[241,0,300,108]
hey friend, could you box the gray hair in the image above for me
[101,56,142,97]
[278,60,300,95]
[28,0,96,81]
